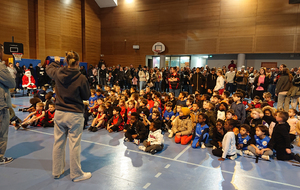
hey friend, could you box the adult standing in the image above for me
[206,68,217,94]
[228,60,236,70]
[235,66,248,91]
[192,67,205,94]
[225,67,235,94]
[36,63,46,89]
[47,52,91,182]
[15,62,22,90]
[253,67,269,100]
[80,66,87,77]
[99,64,107,87]
[138,66,149,90]
[276,68,293,111]
[214,70,225,95]
[124,67,132,89]
[0,43,16,164]
[168,67,181,97]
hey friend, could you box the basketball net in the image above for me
[12,53,23,61]
[154,50,161,56]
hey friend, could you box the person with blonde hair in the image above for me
[47,51,91,182]
[214,70,225,95]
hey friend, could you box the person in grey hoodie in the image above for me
[276,68,293,111]
[0,43,16,165]
[46,51,91,182]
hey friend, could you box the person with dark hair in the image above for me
[191,113,209,149]
[276,68,293,111]
[47,52,91,182]
[192,67,205,94]
[210,119,226,149]
[253,67,269,100]
[124,112,148,145]
[206,68,217,94]
[107,106,123,132]
[14,62,23,91]
[42,103,55,128]
[0,43,16,165]
[168,67,181,97]
[138,120,164,154]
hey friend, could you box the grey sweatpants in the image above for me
[248,146,273,156]
[52,110,85,179]
[143,140,164,152]
[0,109,9,160]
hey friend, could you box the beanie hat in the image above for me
[181,107,190,116]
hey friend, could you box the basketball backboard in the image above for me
[4,42,23,55]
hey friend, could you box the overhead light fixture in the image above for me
[125,0,133,3]
[202,56,208,59]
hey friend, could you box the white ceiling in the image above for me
[95,0,117,8]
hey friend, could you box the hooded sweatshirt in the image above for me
[147,129,164,145]
[46,61,90,113]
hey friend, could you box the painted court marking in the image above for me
[155,172,162,178]
[164,164,170,169]
[143,183,151,189]
[29,129,300,189]
[173,145,191,160]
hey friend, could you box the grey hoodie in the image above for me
[46,61,90,113]
[0,62,15,110]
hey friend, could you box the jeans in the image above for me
[226,83,234,94]
[0,109,9,160]
[278,92,289,111]
[52,110,85,179]
[139,81,146,91]
[169,88,180,97]
[268,84,276,98]
[155,81,161,92]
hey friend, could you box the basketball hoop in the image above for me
[12,53,23,61]
[154,50,161,56]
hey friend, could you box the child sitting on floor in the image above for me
[287,108,298,144]
[138,120,164,155]
[163,102,175,132]
[124,112,148,145]
[169,107,193,145]
[191,113,209,149]
[89,105,107,132]
[248,108,269,137]
[107,107,123,133]
[21,102,45,128]
[210,119,226,149]
[236,124,251,155]
[42,103,55,128]
[263,92,274,107]
[126,100,137,125]
[212,119,238,161]
[246,125,273,161]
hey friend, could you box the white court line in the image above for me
[155,172,162,178]
[143,183,151,189]
[173,145,191,160]
[164,164,170,169]
[29,129,300,189]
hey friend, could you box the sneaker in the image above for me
[91,127,98,132]
[11,121,16,126]
[0,157,14,165]
[54,170,65,179]
[138,146,146,151]
[14,124,21,131]
[201,143,206,149]
[124,138,129,142]
[261,155,270,161]
[72,172,92,182]
[88,126,93,131]
[244,150,254,156]
[168,131,174,138]
[168,129,172,134]
[237,149,243,156]
[134,139,140,145]
[150,149,158,155]
[229,154,237,160]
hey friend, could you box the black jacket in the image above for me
[253,75,269,92]
[46,61,90,113]
[127,120,148,141]
[206,73,217,90]
[268,123,291,150]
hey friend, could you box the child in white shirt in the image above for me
[139,120,164,154]
[212,119,237,161]
[287,108,298,143]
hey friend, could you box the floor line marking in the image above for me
[164,164,170,169]
[155,172,162,178]
[29,129,300,189]
[143,183,151,189]
[173,145,191,160]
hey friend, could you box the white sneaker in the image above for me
[261,155,270,161]
[73,172,92,182]
[229,154,237,160]
[244,150,254,156]
[212,146,217,150]
[134,139,140,145]
[168,131,174,138]
[168,129,172,133]
[124,138,129,142]
[138,146,146,151]
[201,143,206,149]
[237,150,243,156]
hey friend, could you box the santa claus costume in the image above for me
[22,69,37,95]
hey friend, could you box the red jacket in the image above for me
[126,107,137,124]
